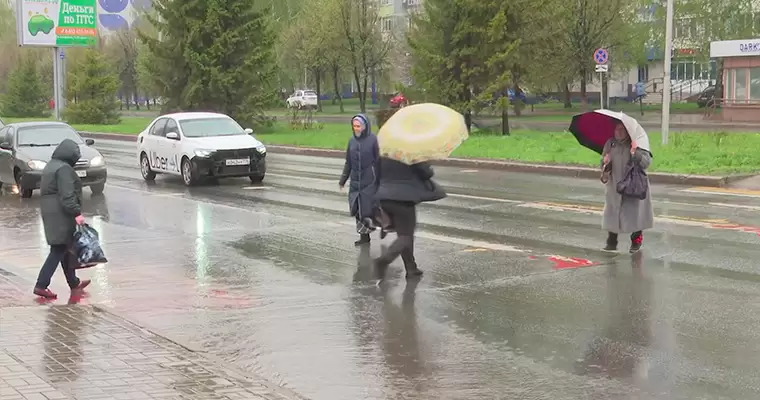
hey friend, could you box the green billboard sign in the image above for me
[16,0,98,47]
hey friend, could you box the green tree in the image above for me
[139,0,278,128]
[64,49,120,124]
[408,0,489,130]
[0,57,50,118]
[552,0,649,105]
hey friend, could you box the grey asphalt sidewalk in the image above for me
[0,271,304,400]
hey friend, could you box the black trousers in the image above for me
[35,244,80,290]
[376,200,417,270]
[607,231,643,244]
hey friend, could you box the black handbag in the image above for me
[616,160,648,200]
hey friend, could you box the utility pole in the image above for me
[661,0,675,145]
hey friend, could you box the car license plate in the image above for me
[225,158,250,166]
[76,170,86,177]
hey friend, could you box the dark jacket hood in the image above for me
[351,114,372,139]
[51,139,81,166]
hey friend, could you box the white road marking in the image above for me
[709,202,760,211]
[447,193,522,203]
[334,220,526,252]
[416,231,526,252]
[266,171,756,228]
[241,186,269,190]
[268,172,523,203]
[681,189,760,198]
[460,169,479,173]
[267,172,331,183]
[516,202,727,227]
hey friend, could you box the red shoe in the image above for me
[72,279,91,292]
[33,287,58,299]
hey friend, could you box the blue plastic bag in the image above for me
[71,223,108,269]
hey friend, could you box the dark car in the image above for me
[696,86,716,108]
[0,122,107,198]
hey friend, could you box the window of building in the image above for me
[380,0,391,5]
[709,60,717,81]
[751,68,760,99]
[674,18,697,39]
[735,68,748,102]
[381,17,392,31]
[725,70,733,101]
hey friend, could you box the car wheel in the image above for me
[90,183,105,195]
[14,170,33,198]
[249,174,265,184]
[140,153,156,181]
[181,158,198,186]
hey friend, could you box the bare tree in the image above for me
[105,28,140,110]
[338,0,392,112]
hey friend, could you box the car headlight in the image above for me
[194,149,214,157]
[89,155,105,166]
[27,160,47,170]
[255,145,266,154]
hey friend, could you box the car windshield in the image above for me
[179,117,246,138]
[17,126,84,146]
[304,91,317,96]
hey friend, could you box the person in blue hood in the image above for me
[339,114,380,246]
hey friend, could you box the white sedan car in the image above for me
[137,112,267,186]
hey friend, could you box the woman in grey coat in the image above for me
[339,114,380,246]
[34,139,91,299]
[600,122,654,253]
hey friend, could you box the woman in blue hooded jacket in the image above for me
[339,114,380,246]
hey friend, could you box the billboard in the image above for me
[98,0,151,32]
[16,0,98,47]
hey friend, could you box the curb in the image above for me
[79,131,755,188]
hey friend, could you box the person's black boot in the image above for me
[602,233,618,252]
[354,234,370,246]
[405,267,423,279]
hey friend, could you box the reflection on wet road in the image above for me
[1,139,759,399]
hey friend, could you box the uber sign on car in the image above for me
[137,112,267,187]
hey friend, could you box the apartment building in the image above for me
[378,0,422,87]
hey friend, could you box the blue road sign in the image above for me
[594,48,608,64]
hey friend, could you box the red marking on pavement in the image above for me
[528,255,537,260]
[710,223,760,237]
[548,256,598,270]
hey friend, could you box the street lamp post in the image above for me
[661,0,675,145]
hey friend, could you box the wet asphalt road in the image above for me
[2,139,760,400]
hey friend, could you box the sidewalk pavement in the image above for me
[0,274,303,400]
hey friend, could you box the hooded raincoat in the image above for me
[40,139,83,245]
[339,114,380,224]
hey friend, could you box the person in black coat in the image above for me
[35,139,91,299]
[373,157,446,279]
[339,114,381,246]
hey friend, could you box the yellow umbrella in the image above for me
[376,103,468,165]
